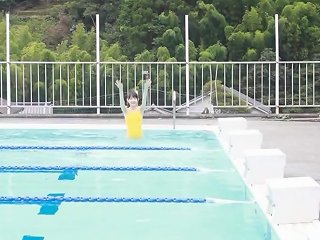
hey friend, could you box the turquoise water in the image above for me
[0,129,280,240]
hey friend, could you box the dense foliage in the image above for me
[0,0,320,62]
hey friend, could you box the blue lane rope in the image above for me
[0,145,191,151]
[0,166,198,172]
[0,196,254,205]
[0,196,206,204]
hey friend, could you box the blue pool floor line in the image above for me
[38,193,65,215]
[22,235,44,240]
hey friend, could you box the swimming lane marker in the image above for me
[0,145,191,151]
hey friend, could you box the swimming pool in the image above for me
[0,127,280,240]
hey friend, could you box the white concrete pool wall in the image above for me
[216,117,320,240]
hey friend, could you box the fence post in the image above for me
[6,13,11,114]
[96,14,101,114]
[185,15,190,116]
[275,14,280,115]
[172,90,176,129]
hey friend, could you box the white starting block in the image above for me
[266,177,320,224]
[227,129,263,159]
[244,149,286,184]
[217,117,247,143]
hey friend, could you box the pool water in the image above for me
[0,129,280,240]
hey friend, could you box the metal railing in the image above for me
[1,13,319,115]
[0,61,319,115]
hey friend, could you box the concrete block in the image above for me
[217,117,247,142]
[266,177,320,224]
[244,149,286,184]
[228,129,263,159]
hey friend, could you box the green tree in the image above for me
[157,46,171,61]
[58,45,91,62]
[227,31,252,60]
[101,42,127,62]
[71,23,96,54]
[243,48,258,60]
[213,0,247,25]
[197,1,227,48]
[199,42,227,61]
[160,27,183,56]
[174,40,197,61]
[134,50,155,62]
[158,11,179,29]
[225,26,234,39]
[253,30,266,54]
[240,7,263,32]
[66,0,121,31]
[10,25,34,60]
[21,42,56,61]
[280,2,320,60]
[117,0,160,58]
[275,0,290,13]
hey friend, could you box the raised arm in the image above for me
[140,78,151,113]
[115,80,127,115]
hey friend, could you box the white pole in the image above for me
[173,90,176,129]
[275,14,280,115]
[6,13,11,115]
[185,15,190,116]
[96,14,101,114]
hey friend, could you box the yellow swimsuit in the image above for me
[125,108,143,139]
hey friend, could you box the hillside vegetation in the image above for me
[0,0,320,62]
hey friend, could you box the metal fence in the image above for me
[1,13,319,115]
[0,61,319,115]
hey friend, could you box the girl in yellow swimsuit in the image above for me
[115,76,151,139]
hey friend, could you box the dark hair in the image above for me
[126,89,139,107]
[127,89,139,100]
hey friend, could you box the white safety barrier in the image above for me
[227,129,263,159]
[266,177,320,224]
[217,117,247,144]
[244,149,286,184]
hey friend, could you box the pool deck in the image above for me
[0,117,319,184]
